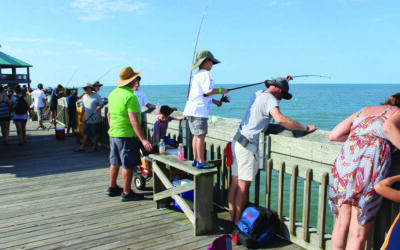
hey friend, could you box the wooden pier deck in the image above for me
[0,121,300,249]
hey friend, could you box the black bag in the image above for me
[234,205,280,249]
[14,96,28,115]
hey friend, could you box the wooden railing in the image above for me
[56,101,400,250]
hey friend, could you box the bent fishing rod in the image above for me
[203,74,330,102]
[187,7,208,100]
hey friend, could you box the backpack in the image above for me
[233,205,280,249]
[14,95,28,115]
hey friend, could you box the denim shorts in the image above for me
[187,116,208,135]
[83,122,101,136]
[109,137,141,169]
[13,119,27,124]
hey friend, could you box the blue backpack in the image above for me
[234,205,280,248]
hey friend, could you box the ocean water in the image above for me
[96,83,399,130]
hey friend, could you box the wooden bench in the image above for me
[148,153,220,235]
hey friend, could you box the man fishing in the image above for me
[74,83,102,153]
[228,75,318,226]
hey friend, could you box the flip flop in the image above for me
[74,148,86,152]
[88,148,98,153]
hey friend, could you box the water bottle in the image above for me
[178,143,184,161]
[159,139,166,155]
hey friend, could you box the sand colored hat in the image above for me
[117,66,141,87]
[190,50,220,71]
[82,83,95,91]
[92,81,103,87]
[265,77,292,100]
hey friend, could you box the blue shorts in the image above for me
[84,123,101,136]
[13,119,27,124]
[109,137,141,169]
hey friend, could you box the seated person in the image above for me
[152,105,184,148]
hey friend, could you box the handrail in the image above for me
[56,101,400,250]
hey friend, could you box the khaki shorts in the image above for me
[231,139,259,181]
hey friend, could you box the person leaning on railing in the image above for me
[228,75,318,226]
[329,93,400,250]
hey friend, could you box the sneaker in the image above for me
[196,162,215,169]
[121,190,144,202]
[106,186,123,197]
[192,160,197,167]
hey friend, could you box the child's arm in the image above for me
[374,175,400,203]
[204,88,229,96]
[171,116,185,120]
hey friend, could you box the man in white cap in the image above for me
[106,66,152,202]
[228,76,318,226]
[74,83,102,153]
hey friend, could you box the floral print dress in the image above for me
[329,107,394,225]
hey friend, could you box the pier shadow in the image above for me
[1,131,110,178]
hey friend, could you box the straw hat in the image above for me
[82,83,95,90]
[117,67,141,87]
[190,50,220,71]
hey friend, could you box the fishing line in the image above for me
[187,7,208,100]
[292,74,330,79]
[96,65,120,81]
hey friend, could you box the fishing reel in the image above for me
[219,95,230,103]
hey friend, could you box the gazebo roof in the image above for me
[0,51,32,67]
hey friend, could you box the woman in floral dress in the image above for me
[329,93,400,250]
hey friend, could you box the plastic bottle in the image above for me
[159,139,166,155]
[178,143,184,161]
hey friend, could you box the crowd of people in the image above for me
[1,49,400,249]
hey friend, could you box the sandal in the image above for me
[74,148,86,152]
[88,148,98,153]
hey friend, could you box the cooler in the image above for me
[172,179,194,212]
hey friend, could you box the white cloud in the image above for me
[6,37,42,43]
[1,46,61,56]
[5,37,83,46]
[71,0,147,21]
[77,49,124,61]
[267,0,297,7]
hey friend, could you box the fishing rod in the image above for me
[84,101,108,124]
[204,74,331,102]
[96,66,119,81]
[65,68,79,88]
[292,74,330,79]
[187,7,208,100]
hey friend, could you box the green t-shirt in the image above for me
[108,86,141,138]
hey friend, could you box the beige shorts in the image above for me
[231,139,259,181]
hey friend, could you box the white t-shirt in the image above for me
[134,89,149,110]
[183,70,214,118]
[239,90,279,144]
[31,89,46,108]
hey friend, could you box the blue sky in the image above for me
[1,0,399,87]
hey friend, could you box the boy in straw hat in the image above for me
[183,50,229,168]
[106,66,152,202]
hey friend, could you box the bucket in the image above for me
[56,127,65,140]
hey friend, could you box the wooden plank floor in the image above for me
[0,121,301,250]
